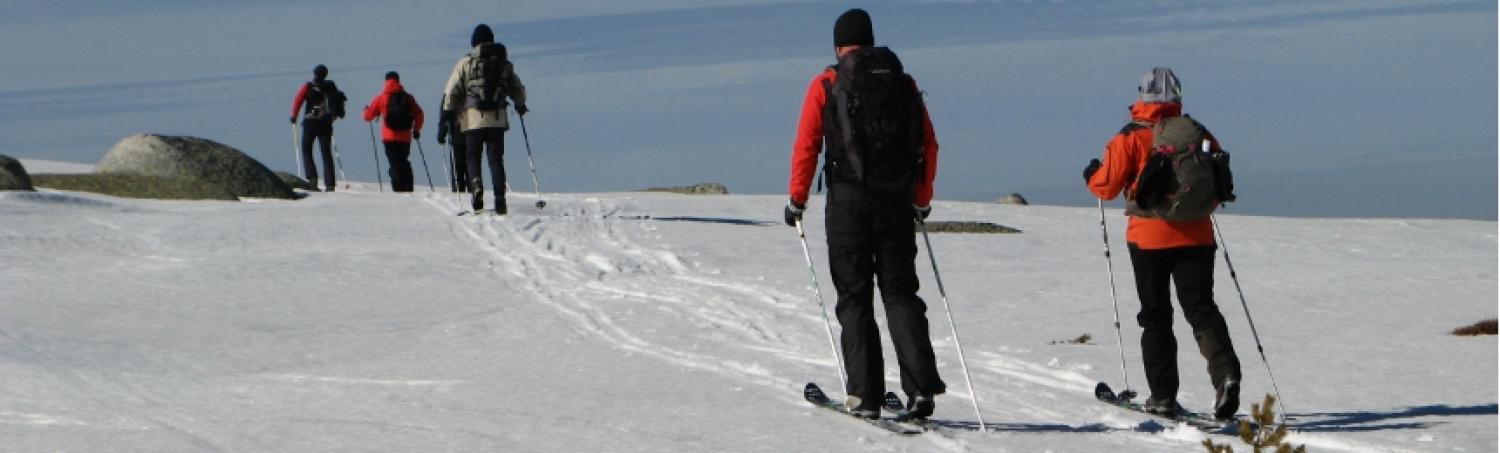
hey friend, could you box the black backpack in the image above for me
[1126,115,1236,222]
[821,47,926,195]
[465,43,512,112]
[305,80,347,120]
[384,91,413,131]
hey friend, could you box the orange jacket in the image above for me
[1087,101,1219,250]
[362,79,425,143]
[788,68,939,207]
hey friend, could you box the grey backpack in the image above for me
[1126,115,1234,222]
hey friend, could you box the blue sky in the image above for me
[0,0,1494,219]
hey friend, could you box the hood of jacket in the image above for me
[1129,100,1182,123]
[382,79,406,95]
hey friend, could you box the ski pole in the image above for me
[516,114,545,209]
[291,123,304,178]
[415,137,435,192]
[440,136,453,193]
[331,133,348,189]
[1212,214,1289,423]
[795,219,847,397]
[1097,199,1136,401]
[916,219,987,432]
[367,121,384,192]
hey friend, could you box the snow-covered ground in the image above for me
[2,175,1493,451]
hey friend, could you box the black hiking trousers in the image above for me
[449,129,469,192]
[825,183,946,406]
[300,118,336,189]
[464,128,506,209]
[1127,244,1242,401]
[383,141,414,192]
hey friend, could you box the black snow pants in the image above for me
[465,127,506,209]
[383,141,413,192]
[300,118,336,189]
[1127,244,1242,401]
[449,129,469,192]
[825,183,946,406]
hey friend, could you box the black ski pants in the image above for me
[1127,244,1242,401]
[465,127,506,207]
[300,118,336,189]
[383,141,414,192]
[825,183,946,405]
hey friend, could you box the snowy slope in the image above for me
[1,179,1493,452]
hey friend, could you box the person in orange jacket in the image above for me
[783,8,945,420]
[363,72,425,192]
[1083,67,1241,420]
[290,64,345,191]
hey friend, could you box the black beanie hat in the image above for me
[384,71,399,81]
[313,64,328,80]
[471,24,494,47]
[834,9,873,47]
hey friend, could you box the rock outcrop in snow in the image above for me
[98,134,294,199]
[0,155,35,191]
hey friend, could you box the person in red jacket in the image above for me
[784,8,945,420]
[1083,67,1241,420]
[363,72,425,192]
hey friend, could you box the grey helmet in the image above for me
[1139,67,1182,103]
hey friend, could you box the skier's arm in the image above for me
[290,83,309,122]
[913,83,939,208]
[362,94,382,122]
[411,94,425,132]
[507,67,527,107]
[788,71,831,207]
[442,58,467,112]
[1087,133,1137,200]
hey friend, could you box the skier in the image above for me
[362,71,425,192]
[435,98,469,193]
[289,64,346,192]
[442,24,527,214]
[1083,67,1242,420]
[784,8,945,420]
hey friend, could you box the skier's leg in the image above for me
[465,130,485,210]
[1173,245,1242,387]
[317,123,335,189]
[299,121,319,186]
[825,185,883,406]
[1129,244,1180,401]
[873,201,945,398]
[485,129,507,212]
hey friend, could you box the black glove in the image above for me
[1083,159,1102,183]
[784,201,805,227]
[413,131,421,140]
[515,104,529,116]
[914,204,932,221]
[290,117,297,124]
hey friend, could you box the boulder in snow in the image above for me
[0,154,35,191]
[98,134,293,199]
[642,182,730,195]
[997,193,1028,205]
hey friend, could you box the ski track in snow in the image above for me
[416,194,1386,451]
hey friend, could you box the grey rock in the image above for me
[997,193,1029,205]
[98,134,293,199]
[643,182,730,195]
[0,155,35,191]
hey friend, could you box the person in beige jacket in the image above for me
[444,24,526,214]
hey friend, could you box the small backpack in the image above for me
[305,80,347,120]
[1126,115,1235,222]
[465,43,512,112]
[384,91,414,131]
[821,47,926,195]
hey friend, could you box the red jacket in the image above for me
[362,79,425,143]
[788,68,940,207]
[290,83,311,121]
[1087,101,1220,250]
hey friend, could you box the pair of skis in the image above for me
[805,381,1244,436]
[803,382,931,435]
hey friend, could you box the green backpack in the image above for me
[1125,115,1235,222]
